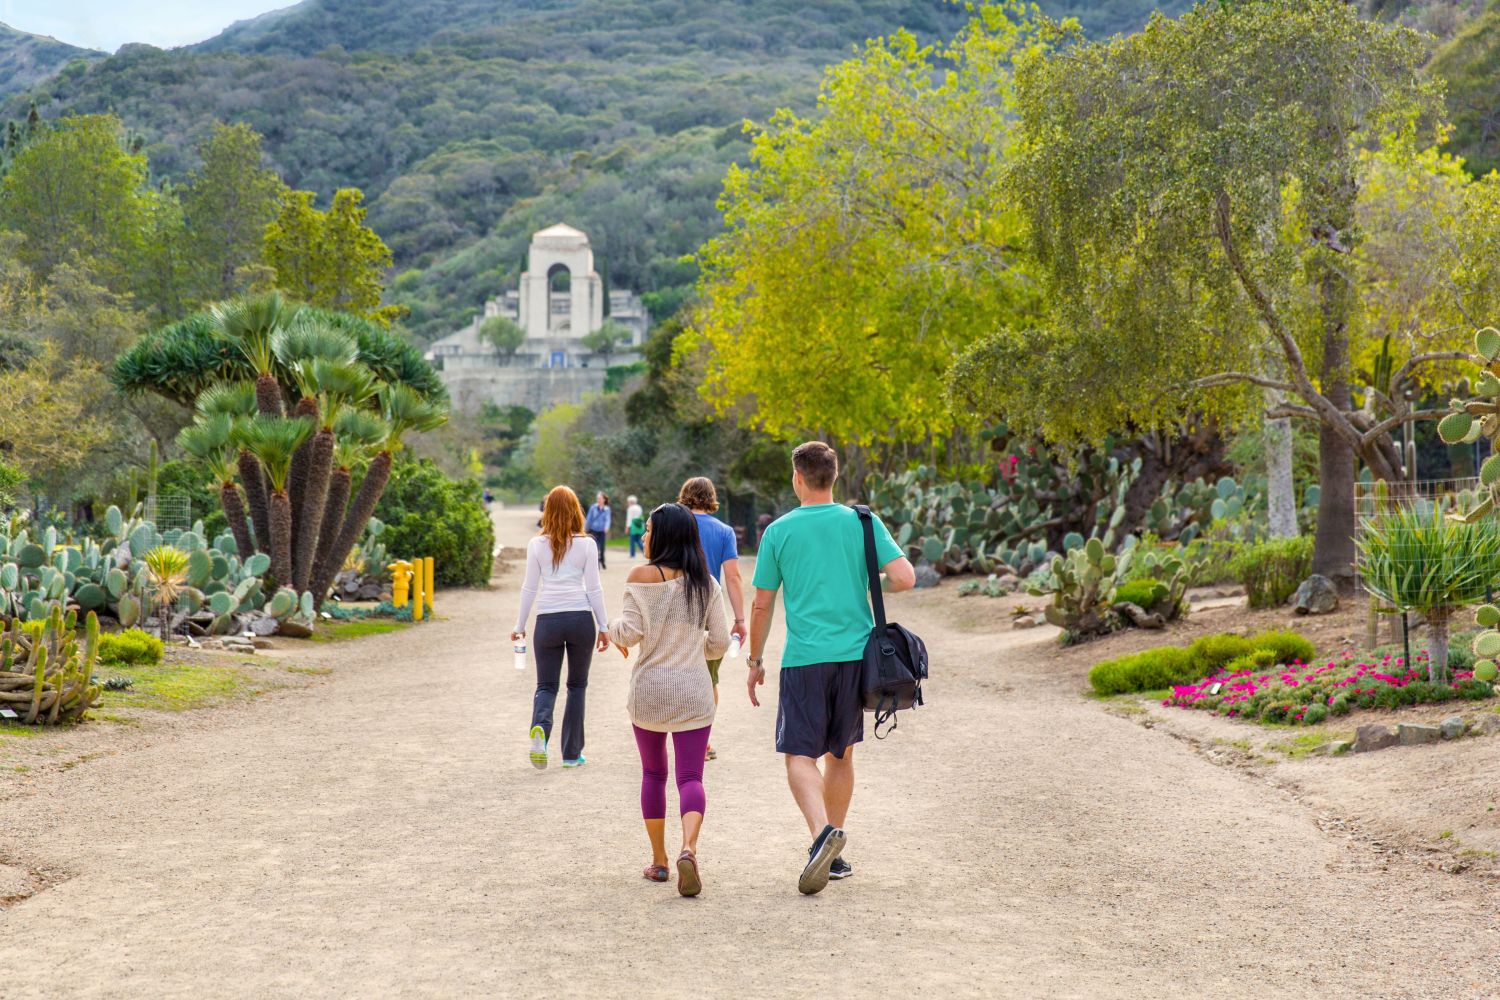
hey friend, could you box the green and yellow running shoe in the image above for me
[529,725,548,769]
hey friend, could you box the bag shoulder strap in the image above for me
[853,505,887,630]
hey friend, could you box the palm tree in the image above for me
[309,385,446,608]
[212,293,295,417]
[176,414,254,559]
[311,410,388,596]
[290,360,377,590]
[197,381,269,556]
[272,318,360,572]
[240,416,314,586]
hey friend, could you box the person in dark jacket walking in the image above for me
[585,492,612,569]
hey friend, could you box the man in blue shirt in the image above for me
[584,492,611,569]
[678,477,747,763]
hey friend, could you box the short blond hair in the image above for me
[677,477,719,513]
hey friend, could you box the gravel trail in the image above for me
[0,508,1495,998]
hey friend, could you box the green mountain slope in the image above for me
[1430,0,1500,176]
[0,23,100,98]
[8,0,1182,340]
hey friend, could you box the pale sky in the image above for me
[0,0,287,52]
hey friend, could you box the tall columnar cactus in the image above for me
[0,608,102,725]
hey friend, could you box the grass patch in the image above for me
[0,724,43,741]
[1271,732,1332,759]
[101,661,260,712]
[311,620,409,643]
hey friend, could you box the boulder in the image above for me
[1293,575,1340,615]
[1114,602,1166,630]
[249,616,280,637]
[1353,723,1398,753]
[913,563,941,589]
[1440,716,1467,740]
[1012,615,1038,630]
[1472,714,1500,737]
[1397,723,1442,746]
[276,618,315,639]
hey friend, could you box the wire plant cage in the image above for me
[1355,476,1500,676]
[143,494,192,533]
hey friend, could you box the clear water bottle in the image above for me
[727,635,742,659]
[513,637,527,671]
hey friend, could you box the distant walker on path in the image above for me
[585,492,612,569]
[747,442,915,894]
[678,476,747,762]
[513,486,611,769]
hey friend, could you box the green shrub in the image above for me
[1092,628,1320,695]
[1224,649,1277,673]
[1116,578,1168,610]
[374,459,496,588]
[1228,535,1314,608]
[1302,703,1328,725]
[1247,630,1316,666]
[1187,634,1256,677]
[1088,647,1195,695]
[98,629,164,667]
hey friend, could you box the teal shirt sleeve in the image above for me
[873,515,902,565]
[751,526,781,590]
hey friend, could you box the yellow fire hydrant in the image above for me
[389,561,413,608]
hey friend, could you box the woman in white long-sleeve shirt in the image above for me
[512,486,610,769]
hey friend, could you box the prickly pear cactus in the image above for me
[1438,327,1500,522]
[1028,536,1132,643]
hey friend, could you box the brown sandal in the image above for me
[643,864,669,883]
[676,849,701,897]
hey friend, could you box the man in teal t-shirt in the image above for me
[747,441,915,895]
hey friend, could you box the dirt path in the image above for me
[1,507,1496,998]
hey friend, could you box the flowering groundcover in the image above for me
[1164,652,1495,725]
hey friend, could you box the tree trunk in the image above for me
[1309,163,1359,593]
[219,482,255,561]
[294,429,335,592]
[286,396,319,578]
[1426,609,1450,685]
[268,490,293,588]
[1265,404,1298,539]
[311,467,352,599]
[255,374,283,418]
[309,451,392,610]
[237,449,271,555]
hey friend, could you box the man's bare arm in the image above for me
[883,556,916,593]
[746,586,777,707]
[722,559,748,641]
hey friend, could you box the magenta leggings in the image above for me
[632,724,711,820]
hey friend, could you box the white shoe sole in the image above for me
[798,828,846,895]
[529,726,547,769]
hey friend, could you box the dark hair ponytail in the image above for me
[646,502,712,622]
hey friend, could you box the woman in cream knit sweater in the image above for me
[608,502,729,896]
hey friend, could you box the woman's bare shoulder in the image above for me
[625,564,660,584]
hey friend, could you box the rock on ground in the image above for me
[1293,574,1340,615]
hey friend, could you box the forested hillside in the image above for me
[6,0,1490,342]
[1430,0,1500,175]
[4,0,1183,341]
[0,23,99,98]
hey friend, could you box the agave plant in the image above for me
[308,385,446,609]
[212,293,295,417]
[1358,505,1500,683]
[240,416,315,586]
[142,545,190,642]
[177,414,255,559]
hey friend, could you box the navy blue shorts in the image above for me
[776,660,864,759]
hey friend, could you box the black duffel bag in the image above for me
[854,505,928,738]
